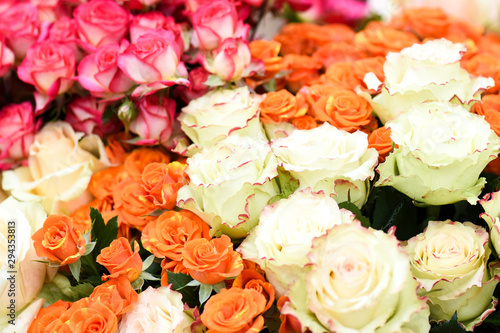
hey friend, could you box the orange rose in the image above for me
[105,132,131,165]
[352,56,386,92]
[277,296,304,333]
[123,147,170,180]
[478,34,500,58]
[232,269,275,312]
[292,115,318,130]
[246,40,287,90]
[461,53,500,94]
[32,215,86,265]
[308,88,375,133]
[201,287,266,333]
[182,235,243,285]
[142,209,211,267]
[312,42,366,68]
[390,7,451,39]
[320,62,363,91]
[96,237,143,282]
[89,276,138,317]
[113,176,156,230]
[355,22,420,57]
[472,96,500,136]
[486,156,500,176]
[88,166,128,202]
[260,89,305,124]
[53,298,118,333]
[368,126,394,163]
[140,161,189,210]
[445,19,483,44]
[28,300,72,333]
[284,54,322,93]
[296,84,340,115]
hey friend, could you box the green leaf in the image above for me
[263,79,276,92]
[69,260,81,282]
[147,209,167,217]
[431,313,467,333]
[69,282,95,299]
[83,242,96,256]
[213,281,226,293]
[204,74,226,87]
[199,284,213,304]
[90,208,118,257]
[167,271,194,290]
[269,167,300,204]
[167,271,199,308]
[131,277,144,291]
[140,271,160,281]
[185,280,202,287]
[142,255,156,271]
[338,201,370,228]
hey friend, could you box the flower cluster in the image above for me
[3,1,500,333]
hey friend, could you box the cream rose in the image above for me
[271,122,378,208]
[1,121,110,214]
[404,220,500,330]
[178,86,266,154]
[238,189,356,296]
[0,197,56,330]
[376,101,500,205]
[177,134,279,239]
[118,286,194,333]
[362,39,494,124]
[281,222,430,333]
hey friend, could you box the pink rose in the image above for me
[129,12,184,52]
[0,36,15,78]
[203,38,251,81]
[65,96,121,138]
[73,0,130,50]
[129,94,176,145]
[77,42,135,99]
[0,102,41,170]
[17,41,75,112]
[0,3,42,59]
[0,0,16,13]
[174,66,210,103]
[30,0,65,23]
[47,17,83,61]
[117,29,188,96]
[192,0,240,50]
[115,0,162,10]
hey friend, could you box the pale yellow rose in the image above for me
[376,101,500,205]
[271,122,378,208]
[0,197,57,330]
[282,222,430,333]
[177,134,279,239]
[118,286,194,333]
[361,39,494,124]
[238,189,356,296]
[178,86,266,155]
[404,220,500,330]
[1,121,110,214]
[480,191,500,256]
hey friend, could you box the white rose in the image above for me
[177,134,279,239]
[282,222,430,333]
[238,189,356,297]
[376,101,500,205]
[178,86,266,154]
[0,197,57,330]
[118,286,193,333]
[271,122,378,208]
[361,39,494,123]
[404,220,500,330]
[1,121,110,214]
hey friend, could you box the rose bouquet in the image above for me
[3,0,500,332]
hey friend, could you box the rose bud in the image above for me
[129,12,184,52]
[97,238,143,282]
[129,94,176,145]
[203,38,251,82]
